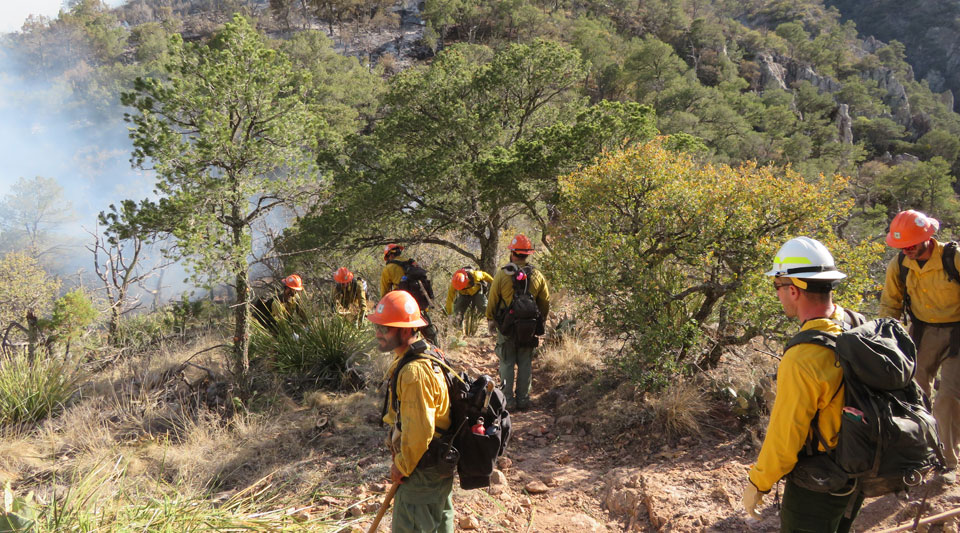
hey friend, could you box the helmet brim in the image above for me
[885,230,934,249]
[366,315,428,328]
[764,268,846,281]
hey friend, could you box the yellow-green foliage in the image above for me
[548,137,883,388]
[0,251,60,336]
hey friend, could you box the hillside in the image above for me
[827,0,960,112]
[3,0,960,532]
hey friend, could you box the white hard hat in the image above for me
[765,237,846,281]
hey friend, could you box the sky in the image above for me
[0,1,126,34]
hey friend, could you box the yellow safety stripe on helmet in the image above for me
[774,256,814,264]
[789,277,808,289]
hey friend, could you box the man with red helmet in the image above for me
[370,290,454,532]
[333,267,367,324]
[880,210,960,483]
[445,267,494,326]
[252,273,307,334]
[486,234,550,411]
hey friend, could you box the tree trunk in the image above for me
[108,304,121,347]
[26,310,38,362]
[479,226,500,275]
[232,222,251,390]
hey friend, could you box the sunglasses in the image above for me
[374,324,391,334]
[772,280,792,290]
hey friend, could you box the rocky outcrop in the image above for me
[837,104,853,144]
[864,67,912,126]
[792,63,842,94]
[757,53,788,91]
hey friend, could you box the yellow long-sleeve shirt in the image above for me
[382,351,451,477]
[380,254,412,298]
[334,279,366,314]
[879,239,960,323]
[445,269,494,314]
[485,259,550,321]
[748,306,847,492]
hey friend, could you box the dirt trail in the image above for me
[349,336,960,532]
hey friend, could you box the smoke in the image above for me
[0,37,196,305]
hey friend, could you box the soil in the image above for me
[327,335,960,533]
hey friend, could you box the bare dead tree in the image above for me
[86,224,172,346]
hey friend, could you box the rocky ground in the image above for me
[329,336,960,532]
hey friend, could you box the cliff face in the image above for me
[757,52,916,135]
[827,0,960,111]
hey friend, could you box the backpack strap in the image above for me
[381,341,464,429]
[785,330,842,457]
[943,242,960,285]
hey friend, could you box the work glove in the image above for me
[741,481,765,520]
[487,320,498,336]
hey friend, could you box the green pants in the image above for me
[392,465,454,533]
[780,480,864,533]
[453,292,486,322]
[496,332,533,403]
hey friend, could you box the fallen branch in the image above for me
[876,504,960,533]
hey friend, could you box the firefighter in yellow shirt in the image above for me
[445,267,493,325]
[369,290,454,533]
[333,267,367,325]
[879,210,960,483]
[742,237,865,532]
[486,234,549,411]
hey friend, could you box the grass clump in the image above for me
[0,349,83,427]
[646,379,709,440]
[12,461,347,532]
[539,331,602,385]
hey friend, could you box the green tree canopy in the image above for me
[120,15,322,383]
[289,39,657,273]
[547,137,882,388]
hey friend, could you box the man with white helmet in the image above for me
[742,237,865,532]
[879,209,960,483]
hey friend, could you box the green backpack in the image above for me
[786,316,944,498]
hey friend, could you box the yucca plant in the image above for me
[250,301,375,391]
[0,349,84,427]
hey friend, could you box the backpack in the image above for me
[496,264,544,347]
[388,259,435,310]
[786,316,944,497]
[383,341,511,490]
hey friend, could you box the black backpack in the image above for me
[388,259,435,310]
[496,265,544,347]
[383,341,511,490]
[786,316,944,497]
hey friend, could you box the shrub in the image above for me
[0,349,84,426]
[250,303,375,391]
[547,137,883,389]
[46,289,99,342]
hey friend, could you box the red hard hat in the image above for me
[886,210,939,249]
[452,269,471,291]
[334,267,354,284]
[508,234,534,253]
[367,290,427,327]
[383,243,403,260]
[283,274,303,291]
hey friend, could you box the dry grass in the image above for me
[0,329,396,530]
[646,379,710,440]
[539,331,603,385]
